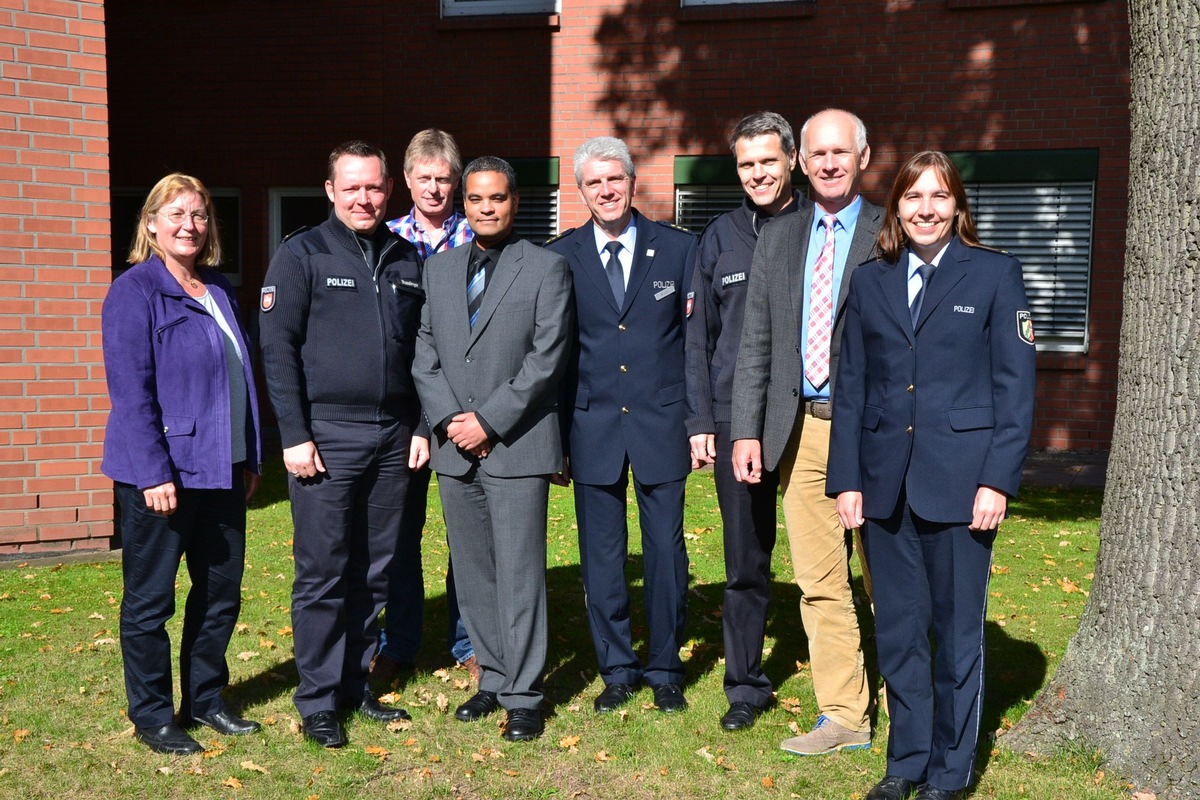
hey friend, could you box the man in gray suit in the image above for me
[731,109,881,756]
[412,156,573,742]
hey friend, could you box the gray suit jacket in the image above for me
[412,238,574,478]
[730,198,883,471]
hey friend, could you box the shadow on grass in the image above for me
[976,620,1049,775]
[1009,486,1103,523]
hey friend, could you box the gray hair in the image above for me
[462,156,518,195]
[573,137,636,186]
[729,111,796,155]
[798,109,868,159]
[404,128,463,178]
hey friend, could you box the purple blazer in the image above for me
[101,255,261,490]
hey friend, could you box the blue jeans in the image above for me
[380,467,474,664]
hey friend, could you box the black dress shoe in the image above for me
[136,723,203,755]
[915,786,960,800]
[866,775,917,800]
[719,701,762,731]
[302,710,346,748]
[193,710,261,736]
[455,690,501,722]
[502,708,544,742]
[357,690,411,723]
[593,682,637,713]
[651,683,688,713]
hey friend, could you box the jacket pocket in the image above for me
[161,414,197,474]
[154,316,188,342]
[386,281,425,343]
[861,405,883,431]
[658,381,685,406]
[948,406,995,431]
[574,385,589,410]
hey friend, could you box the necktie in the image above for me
[467,251,490,328]
[360,235,377,271]
[910,262,936,328]
[603,240,624,308]
[805,214,837,387]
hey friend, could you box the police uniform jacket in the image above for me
[546,210,697,486]
[259,212,423,448]
[685,191,808,436]
[826,237,1037,522]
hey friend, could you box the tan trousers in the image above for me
[778,415,870,732]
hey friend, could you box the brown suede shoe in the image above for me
[460,655,481,683]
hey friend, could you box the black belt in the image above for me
[803,399,832,421]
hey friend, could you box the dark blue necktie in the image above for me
[603,241,624,308]
[910,262,935,328]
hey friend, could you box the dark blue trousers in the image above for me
[863,497,994,792]
[290,418,411,717]
[575,468,688,687]
[116,474,246,728]
[713,421,781,707]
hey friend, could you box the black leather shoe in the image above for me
[593,682,637,713]
[651,683,688,713]
[302,711,346,748]
[136,723,203,755]
[455,690,501,722]
[720,701,761,730]
[193,710,261,736]
[357,690,411,723]
[915,786,960,800]
[502,708,544,742]
[866,776,917,800]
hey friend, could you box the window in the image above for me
[442,0,557,17]
[111,188,243,285]
[951,150,1098,353]
[268,189,330,259]
[674,155,754,231]
[682,0,802,5]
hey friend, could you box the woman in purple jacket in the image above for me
[102,174,262,755]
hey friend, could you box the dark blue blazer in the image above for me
[826,237,1036,522]
[546,210,697,485]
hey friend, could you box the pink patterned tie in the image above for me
[805,214,837,387]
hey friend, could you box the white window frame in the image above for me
[442,0,557,17]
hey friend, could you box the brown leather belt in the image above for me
[804,399,832,421]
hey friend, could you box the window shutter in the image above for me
[675,185,745,232]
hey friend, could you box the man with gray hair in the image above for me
[684,111,811,731]
[731,108,880,755]
[546,136,696,715]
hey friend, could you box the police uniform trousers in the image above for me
[863,489,994,792]
[713,420,781,708]
[778,414,870,732]
[116,468,246,728]
[575,465,688,687]
[437,468,548,710]
[290,417,412,717]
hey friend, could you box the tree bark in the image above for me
[1004,2,1200,796]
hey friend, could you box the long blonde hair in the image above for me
[127,173,222,266]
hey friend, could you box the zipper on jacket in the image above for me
[154,316,187,342]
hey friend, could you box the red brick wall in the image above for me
[104,0,1129,452]
[0,0,111,555]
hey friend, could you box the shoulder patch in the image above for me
[543,228,576,246]
[686,291,695,318]
[260,286,276,313]
[1017,311,1035,345]
[654,218,693,234]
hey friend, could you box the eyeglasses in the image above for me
[157,209,210,225]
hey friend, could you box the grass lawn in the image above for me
[0,462,1123,799]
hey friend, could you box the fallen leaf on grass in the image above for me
[594,750,615,762]
[240,760,269,774]
[88,612,104,619]
[696,746,715,762]
[660,767,669,776]
[236,652,259,661]
[379,691,403,705]
[386,718,413,732]
[364,746,389,759]
[471,752,486,763]
[428,754,441,763]
[778,697,804,714]
[156,767,171,775]
[1131,792,1157,800]
[787,720,801,735]
[222,777,243,789]
[432,668,452,682]
[436,693,449,713]
[762,775,775,788]
[203,745,227,758]
[92,638,116,647]
[504,770,520,777]
[14,729,31,743]
[1057,577,1080,593]
[400,738,418,746]
[1093,770,1105,785]
[453,679,471,691]
[559,735,581,749]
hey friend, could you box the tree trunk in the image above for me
[1004,2,1200,796]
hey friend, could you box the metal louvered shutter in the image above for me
[513,186,559,243]
[675,185,745,232]
[964,181,1094,352]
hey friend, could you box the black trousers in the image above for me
[116,472,246,728]
[290,418,411,717]
[713,421,781,707]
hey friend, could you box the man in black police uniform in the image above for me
[684,111,810,731]
[259,140,423,748]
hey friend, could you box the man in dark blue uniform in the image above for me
[685,112,810,731]
[260,141,420,748]
[546,137,696,714]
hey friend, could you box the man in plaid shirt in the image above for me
[374,129,477,685]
